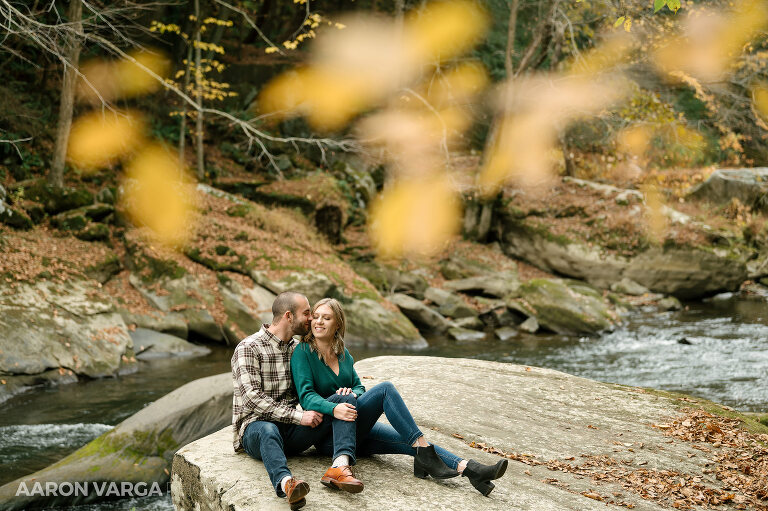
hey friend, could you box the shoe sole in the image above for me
[289,498,306,510]
[287,481,309,506]
[320,477,364,494]
[493,460,508,480]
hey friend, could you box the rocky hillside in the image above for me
[3,154,768,402]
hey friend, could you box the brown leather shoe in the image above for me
[320,466,364,493]
[284,478,309,509]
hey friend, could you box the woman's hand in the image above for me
[336,387,356,397]
[333,402,357,421]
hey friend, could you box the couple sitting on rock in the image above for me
[231,291,508,509]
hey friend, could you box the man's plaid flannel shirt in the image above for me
[231,325,303,452]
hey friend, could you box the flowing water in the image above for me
[1,294,766,509]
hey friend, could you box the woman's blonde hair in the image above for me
[303,297,346,362]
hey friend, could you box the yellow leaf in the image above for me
[67,110,145,172]
[368,178,460,258]
[404,1,489,63]
[121,144,196,247]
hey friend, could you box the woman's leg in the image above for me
[355,381,423,447]
[357,423,462,470]
[324,393,357,464]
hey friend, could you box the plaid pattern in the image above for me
[232,325,303,452]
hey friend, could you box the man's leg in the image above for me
[241,421,292,497]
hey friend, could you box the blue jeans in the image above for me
[317,381,462,470]
[242,419,332,497]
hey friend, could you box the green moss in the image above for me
[226,204,250,217]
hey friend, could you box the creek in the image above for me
[1,295,766,509]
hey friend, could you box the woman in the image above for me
[290,297,507,496]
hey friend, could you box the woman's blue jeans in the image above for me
[319,381,462,470]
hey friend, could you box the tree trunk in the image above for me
[504,0,519,79]
[50,0,83,189]
[178,44,193,162]
[194,0,205,180]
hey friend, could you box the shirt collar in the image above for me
[261,324,294,347]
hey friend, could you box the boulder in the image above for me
[0,201,33,230]
[172,356,762,511]
[128,274,225,343]
[610,277,650,296]
[344,298,427,348]
[500,215,747,299]
[624,248,747,300]
[75,223,109,242]
[83,253,122,284]
[130,329,211,360]
[500,218,628,289]
[687,168,768,210]
[25,182,94,214]
[443,272,520,299]
[0,373,232,510]
[119,310,189,339]
[453,316,485,331]
[424,287,477,319]
[258,271,337,306]
[516,279,617,335]
[446,326,486,342]
[385,269,429,299]
[494,326,518,341]
[657,296,683,311]
[389,293,452,333]
[518,316,539,333]
[0,279,134,382]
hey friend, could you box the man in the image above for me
[231,291,360,510]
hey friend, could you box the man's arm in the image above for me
[233,343,303,425]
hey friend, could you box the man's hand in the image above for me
[300,410,323,428]
[335,387,356,396]
[333,403,357,421]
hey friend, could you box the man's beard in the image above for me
[292,317,309,337]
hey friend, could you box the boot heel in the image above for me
[413,463,429,479]
[471,480,494,497]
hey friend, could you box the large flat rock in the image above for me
[172,356,747,511]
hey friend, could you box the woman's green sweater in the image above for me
[291,342,366,416]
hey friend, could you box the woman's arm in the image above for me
[291,347,337,416]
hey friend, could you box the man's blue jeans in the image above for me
[317,381,462,470]
[241,419,331,497]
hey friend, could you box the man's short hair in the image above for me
[272,291,305,323]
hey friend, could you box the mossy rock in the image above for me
[518,278,616,335]
[51,213,87,231]
[126,241,187,282]
[0,205,33,230]
[76,223,110,242]
[84,254,122,283]
[26,182,94,214]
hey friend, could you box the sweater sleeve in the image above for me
[291,345,337,416]
[347,351,366,397]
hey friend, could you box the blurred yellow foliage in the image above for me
[257,1,488,132]
[404,1,488,63]
[121,144,196,247]
[369,177,460,258]
[79,50,169,104]
[642,184,668,243]
[67,110,145,172]
[655,0,768,81]
[617,125,651,156]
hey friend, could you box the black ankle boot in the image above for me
[462,459,508,496]
[413,445,460,479]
